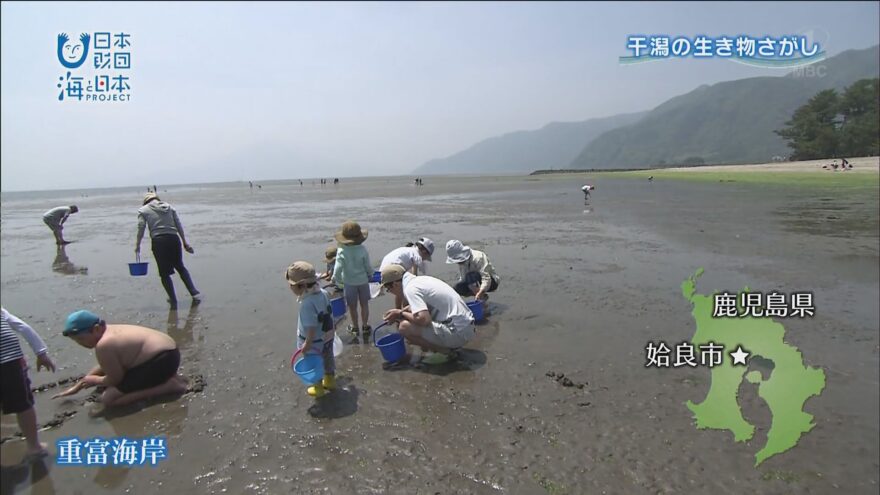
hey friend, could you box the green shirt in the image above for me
[332,244,372,286]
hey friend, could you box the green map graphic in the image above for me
[681,268,826,466]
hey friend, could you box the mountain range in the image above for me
[412,112,646,174]
[414,45,879,173]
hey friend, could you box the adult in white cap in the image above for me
[380,237,435,308]
[135,192,200,309]
[381,264,474,365]
[445,240,500,303]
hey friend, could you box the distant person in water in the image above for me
[581,184,595,200]
[136,193,200,309]
[42,205,78,245]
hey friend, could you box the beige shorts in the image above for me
[418,320,475,349]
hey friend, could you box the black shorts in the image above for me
[116,349,180,394]
[151,234,184,278]
[1,358,34,414]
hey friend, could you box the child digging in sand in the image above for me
[287,261,336,398]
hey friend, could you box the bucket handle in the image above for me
[371,321,394,347]
[135,253,141,264]
[291,345,323,367]
[290,347,313,367]
[290,348,303,368]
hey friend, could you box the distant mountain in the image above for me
[412,111,646,174]
[570,45,880,169]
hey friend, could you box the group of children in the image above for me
[286,220,501,398]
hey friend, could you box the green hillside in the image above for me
[413,111,645,175]
[570,45,880,169]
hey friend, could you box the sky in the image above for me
[1,1,878,191]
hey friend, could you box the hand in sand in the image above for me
[52,379,89,399]
[36,353,56,373]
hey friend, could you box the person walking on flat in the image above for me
[135,193,200,309]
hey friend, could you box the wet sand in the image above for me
[1,175,878,494]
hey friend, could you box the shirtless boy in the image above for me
[53,310,187,407]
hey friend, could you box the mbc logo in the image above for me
[790,64,827,78]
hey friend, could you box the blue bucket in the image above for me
[370,270,381,283]
[330,297,346,318]
[375,332,406,363]
[128,262,149,276]
[291,351,324,385]
[467,300,485,322]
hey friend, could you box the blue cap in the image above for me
[63,310,101,336]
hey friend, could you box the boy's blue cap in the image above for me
[63,310,100,336]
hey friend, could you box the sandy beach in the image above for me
[657,156,880,174]
[1,175,878,494]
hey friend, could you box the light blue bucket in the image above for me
[291,349,324,385]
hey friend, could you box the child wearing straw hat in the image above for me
[286,261,336,398]
[320,245,338,282]
[331,221,373,338]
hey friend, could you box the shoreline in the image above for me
[532,157,880,187]
[531,156,880,175]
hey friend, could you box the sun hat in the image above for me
[286,261,317,286]
[380,264,406,285]
[143,192,160,205]
[445,240,472,264]
[323,245,338,263]
[63,309,101,336]
[334,220,368,245]
[415,237,435,261]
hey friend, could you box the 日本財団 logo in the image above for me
[56,31,132,102]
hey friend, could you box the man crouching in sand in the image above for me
[53,310,187,407]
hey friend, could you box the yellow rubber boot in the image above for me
[322,374,336,390]
[307,383,326,398]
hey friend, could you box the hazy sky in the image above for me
[1,1,878,191]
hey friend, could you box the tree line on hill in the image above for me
[775,78,879,160]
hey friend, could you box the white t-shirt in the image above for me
[380,246,426,274]
[402,273,473,331]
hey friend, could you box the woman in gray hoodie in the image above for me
[135,193,200,308]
